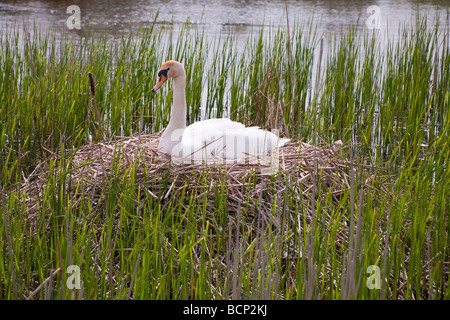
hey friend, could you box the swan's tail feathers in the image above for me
[278,138,290,148]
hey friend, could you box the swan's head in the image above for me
[152,60,184,92]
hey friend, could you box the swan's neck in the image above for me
[159,72,187,154]
[168,75,187,130]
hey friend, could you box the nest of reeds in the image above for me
[22,133,351,236]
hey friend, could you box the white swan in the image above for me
[152,60,290,163]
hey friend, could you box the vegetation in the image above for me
[0,13,449,299]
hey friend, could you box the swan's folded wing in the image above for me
[181,119,290,160]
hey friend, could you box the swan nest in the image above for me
[22,133,356,231]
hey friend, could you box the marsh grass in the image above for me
[1,13,449,299]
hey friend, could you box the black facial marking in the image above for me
[157,67,170,80]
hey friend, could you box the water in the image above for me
[1,0,449,39]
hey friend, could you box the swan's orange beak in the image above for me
[152,74,167,92]
[153,67,170,92]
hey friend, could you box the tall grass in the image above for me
[1,13,449,299]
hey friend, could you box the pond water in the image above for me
[1,0,449,39]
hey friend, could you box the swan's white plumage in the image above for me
[153,61,290,163]
[180,118,289,161]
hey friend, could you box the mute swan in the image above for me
[152,60,290,162]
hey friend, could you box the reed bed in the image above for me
[17,132,358,300]
[1,12,450,300]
